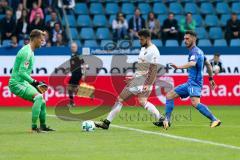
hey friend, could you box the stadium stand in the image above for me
[0,0,239,47]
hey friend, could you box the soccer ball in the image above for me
[81,120,95,132]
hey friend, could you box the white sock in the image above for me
[107,101,123,122]
[144,101,161,120]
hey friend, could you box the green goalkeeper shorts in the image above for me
[9,80,39,102]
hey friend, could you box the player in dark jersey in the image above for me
[67,42,86,107]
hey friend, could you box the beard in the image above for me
[141,43,147,48]
[186,42,193,48]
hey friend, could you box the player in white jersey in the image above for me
[95,29,164,129]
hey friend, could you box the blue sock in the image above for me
[165,99,174,121]
[196,103,217,121]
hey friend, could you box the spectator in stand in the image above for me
[42,0,54,14]
[29,2,44,23]
[53,33,66,47]
[29,11,45,31]
[225,12,240,46]
[0,9,16,41]
[162,12,179,45]
[16,9,29,40]
[112,12,128,42]
[15,3,24,21]
[210,53,225,74]
[0,0,11,14]
[58,0,75,15]
[180,12,196,35]
[146,12,161,39]
[51,22,66,44]
[46,11,61,33]
[42,31,51,47]
[10,35,18,48]
[128,8,145,39]
[23,0,42,10]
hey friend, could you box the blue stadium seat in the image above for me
[126,15,133,22]
[19,40,24,46]
[209,27,223,39]
[0,14,4,20]
[93,15,108,27]
[158,15,168,25]
[90,3,104,14]
[133,40,141,48]
[2,40,11,47]
[80,28,95,40]
[184,3,199,14]
[45,15,51,22]
[195,27,208,39]
[96,28,111,40]
[175,15,184,24]
[230,39,240,46]
[77,15,92,27]
[220,14,230,26]
[192,14,203,27]
[200,3,214,15]
[75,3,88,15]
[105,3,119,15]
[165,40,179,47]
[232,3,240,14]
[122,3,135,15]
[84,40,98,47]
[205,15,219,27]
[138,3,151,14]
[70,28,79,40]
[216,2,230,14]
[214,39,227,46]
[153,3,167,15]
[62,15,76,27]
[169,3,183,14]
[152,39,162,47]
[109,15,116,25]
[198,39,212,47]
[100,40,114,48]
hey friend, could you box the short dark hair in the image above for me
[138,29,151,38]
[185,30,197,38]
[30,29,44,41]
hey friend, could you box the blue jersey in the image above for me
[187,46,204,87]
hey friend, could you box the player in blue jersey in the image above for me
[154,30,221,129]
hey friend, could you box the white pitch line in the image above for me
[48,114,240,151]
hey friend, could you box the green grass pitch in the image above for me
[0,106,240,160]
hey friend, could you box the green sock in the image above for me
[32,95,43,129]
[39,101,47,128]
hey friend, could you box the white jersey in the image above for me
[138,44,160,64]
[135,44,160,77]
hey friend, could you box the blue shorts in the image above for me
[174,83,202,98]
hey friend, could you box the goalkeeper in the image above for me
[8,29,55,133]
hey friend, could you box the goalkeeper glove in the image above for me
[31,80,48,94]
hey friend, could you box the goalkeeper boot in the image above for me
[153,117,165,127]
[210,119,221,128]
[31,128,46,133]
[40,126,56,131]
[95,119,110,130]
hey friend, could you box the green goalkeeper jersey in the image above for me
[9,44,35,84]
